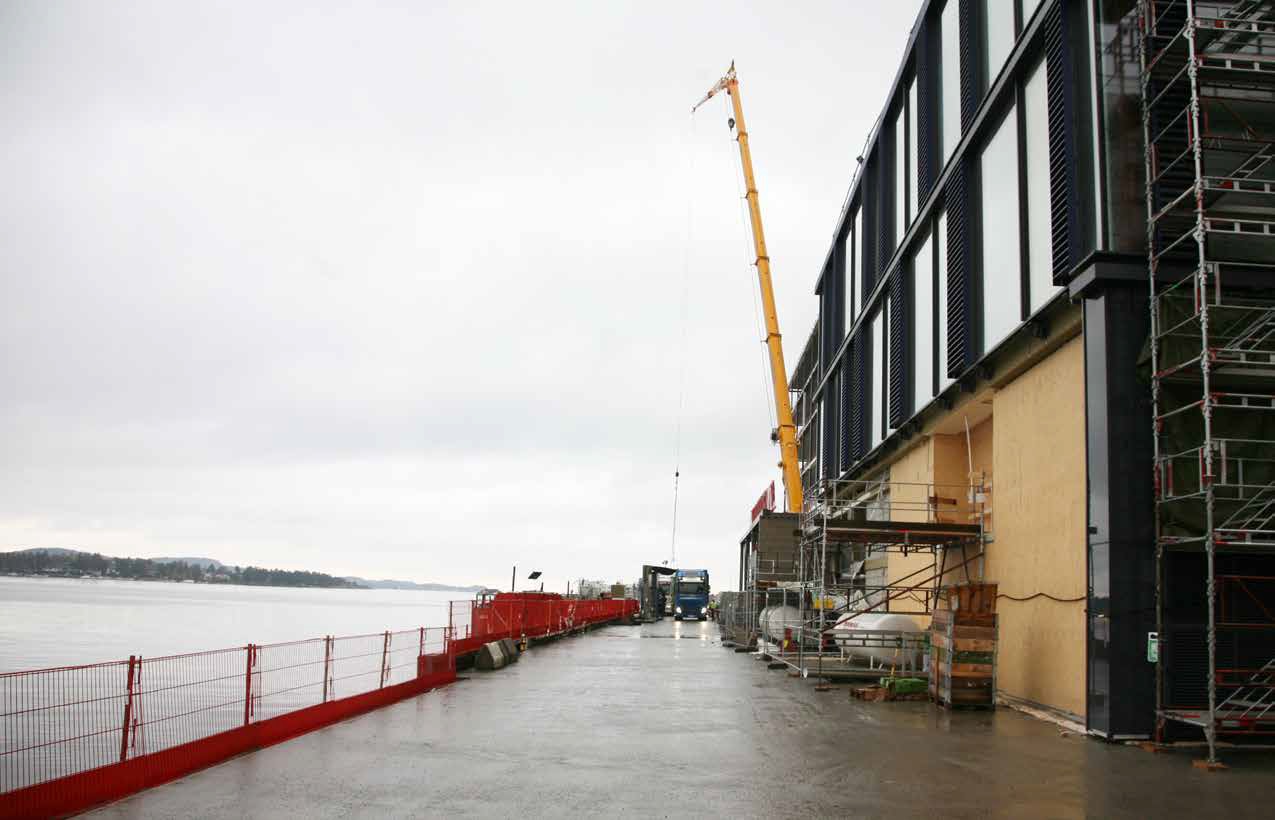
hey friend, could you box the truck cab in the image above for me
[672,569,710,621]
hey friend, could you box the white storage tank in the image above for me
[759,605,805,646]
[830,612,924,668]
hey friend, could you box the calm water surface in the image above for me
[0,576,459,671]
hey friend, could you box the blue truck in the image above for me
[671,569,710,621]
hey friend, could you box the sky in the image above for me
[1,1,923,592]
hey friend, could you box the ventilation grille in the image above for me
[839,354,853,473]
[820,377,837,479]
[849,328,868,461]
[916,18,936,202]
[878,118,896,273]
[1044,0,1079,284]
[862,154,878,301]
[959,0,979,131]
[945,159,976,379]
[888,271,909,428]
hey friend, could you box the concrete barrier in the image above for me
[475,641,511,671]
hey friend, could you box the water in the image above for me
[1,576,465,793]
[0,576,462,672]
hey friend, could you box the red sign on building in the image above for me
[750,481,776,525]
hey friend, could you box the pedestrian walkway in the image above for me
[91,618,1275,818]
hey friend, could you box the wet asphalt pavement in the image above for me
[90,618,1275,819]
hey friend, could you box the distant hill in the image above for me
[341,577,485,593]
[5,548,482,593]
[152,557,226,570]
[3,549,357,589]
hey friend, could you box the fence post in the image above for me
[379,631,390,688]
[322,636,333,703]
[243,644,255,726]
[119,655,138,762]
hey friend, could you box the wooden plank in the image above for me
[930,633,997,653]
[951,625,998,640]
[950,613,998,628]
[948,662,995,677]
[939,675,994,690]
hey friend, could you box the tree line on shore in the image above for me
[0,549,362,588]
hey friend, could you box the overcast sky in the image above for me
[1,1,921,591]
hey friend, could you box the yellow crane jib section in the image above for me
[695,63,804,514]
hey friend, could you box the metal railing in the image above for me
[0,627,450,802]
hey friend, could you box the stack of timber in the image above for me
[929,583,998,709]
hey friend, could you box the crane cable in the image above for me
[669,111,697,568]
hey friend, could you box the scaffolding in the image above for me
[1141,0,1275,764]
[756,477,985,680]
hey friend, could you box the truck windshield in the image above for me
[678,581,705,595]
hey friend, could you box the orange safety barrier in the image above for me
[449,593,638,658]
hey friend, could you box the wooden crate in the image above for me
[929,597,997,709]
[937,583,999,615]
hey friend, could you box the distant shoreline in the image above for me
[0,573,483,594]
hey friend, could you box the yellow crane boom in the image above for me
[694,63,803,514]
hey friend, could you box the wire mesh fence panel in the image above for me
[0,623,456,801]
[127,647,249,760]
[449,601,474,641]
[252,640,326,722]
[327,633,386,701]
[382,631,421,689]
[0,660,131,793]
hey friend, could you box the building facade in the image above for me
[788,0,1275,749]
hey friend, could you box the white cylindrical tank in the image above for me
[830,612,924,667]
[759,605,804,645]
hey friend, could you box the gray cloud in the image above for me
[2,0,921,590]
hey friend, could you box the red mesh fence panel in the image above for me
[0,626,453,810]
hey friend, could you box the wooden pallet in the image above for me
[929,585,998,708]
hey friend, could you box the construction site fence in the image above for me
[717,591,761,646]
[0,626,454,819]
[448,594,638,657]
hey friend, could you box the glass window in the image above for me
[893,106,906,251]
[1098,0,1145,254]
[941,0,962,163]
[913,231,934,414]
[908,77,919,221]
[871,307,885,449]
[843,216,856,335]
[937,210,955,390]
[981,103,1023,350]
[985,0,1017,90]
[1024,59,1059,314]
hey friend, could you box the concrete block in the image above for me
[475,641,510,671]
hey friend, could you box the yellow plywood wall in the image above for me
[885,440,937,628]
[986,335,1087,717]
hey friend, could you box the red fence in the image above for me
[0,627,452,819]
[0,594,638,818]
[449,593,638,659]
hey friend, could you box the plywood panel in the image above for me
[987,335,1087,717]
[885,441,937,627]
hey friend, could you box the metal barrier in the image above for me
[0,594,638,818]
[449,593,638,658]
[0,627,452,819]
